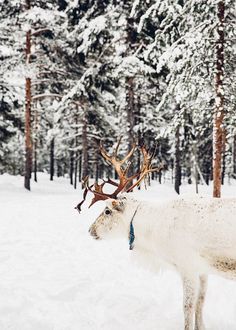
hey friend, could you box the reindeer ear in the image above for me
[111,199,125,211]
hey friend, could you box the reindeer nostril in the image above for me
[89,226,100,240]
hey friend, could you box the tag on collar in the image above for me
[128,204,140,250]
[129,221,135,250]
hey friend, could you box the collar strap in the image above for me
[129,205,139,250]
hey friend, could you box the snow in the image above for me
[76,15,107,54]
[1,174,236,329]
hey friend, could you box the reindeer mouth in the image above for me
[89,227,100,240]
[92,235,100,240]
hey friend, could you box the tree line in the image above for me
[0,0,235,196]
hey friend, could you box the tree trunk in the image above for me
[78,151,82,182]
[33,107,38,182]
[34,148,37,182]
[126,76,135,146]
[233,135,236,176]
[125,17,136,188]
[50,138,54,181]
[221,130,226,185]
[57,160,62,177]
[24,27,32,190]
[136,92,141,189]
[74,113,79,189]
[69,150,74,185]
[94,142,99,183]
[82,112,88,179]
[125,76,135,189]
[158,171,162,184]
[74,157,78,189]
[204,163,210,185]
[213,1,225,198]
[174,126,181,194]
[174,105,181,194]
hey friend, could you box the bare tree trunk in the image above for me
[126,76,135,147]
[174,125,181,194]
[213,1,225,198]
[34,148,37,182]
[125,76,135,189]
[74,113,79,189]
[50,138,54,181]
[221,130,226,185]
[174,105,181,194]
[57,160,62,177]
[69,150,74,185]
[186,166,192,184]
[233,135,236,176]
[82,111,88,179]
[74,158,78,189]
[158,171,162,184]
[78,150,82,182]
[93,140,99,183]
[33,107,38,182]
[125,17,136,188]
[136,92,141,189]
[24,25,32,190]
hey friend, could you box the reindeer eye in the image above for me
[104,208,111,215]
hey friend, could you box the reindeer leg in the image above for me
[194,275,207,330]
[182,275,199,330]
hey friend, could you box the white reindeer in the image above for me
[76,140,236,330]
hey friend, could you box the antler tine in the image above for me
[103,178,119,187]
[75,180,94,213]
[75,186,89,213]
[126,146,163,192]
[100,137,136,183]
[100,137,123,163]
[87,181,111,208]
[89,192,109,208]
[123,161,132,176]
[113,136,122,158]
[120,143,136,165]
[100,140,124,178]
[100,141,112,164]
[99,139,138,196]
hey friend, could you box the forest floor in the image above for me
[1,173,236,330]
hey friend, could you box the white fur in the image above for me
[89,194,236,330]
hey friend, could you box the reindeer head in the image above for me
[89,195,131,240]
[75,137,162,240]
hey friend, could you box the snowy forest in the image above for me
[1,0,235,196]
[2,1,236,330]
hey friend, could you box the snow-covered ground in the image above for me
[1,173,236,330]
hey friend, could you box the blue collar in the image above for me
[129,205,139,250]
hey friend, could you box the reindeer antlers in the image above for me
[126,146,163,192]
[75,138,163,212]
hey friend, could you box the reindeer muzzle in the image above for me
[89,226,100,240]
